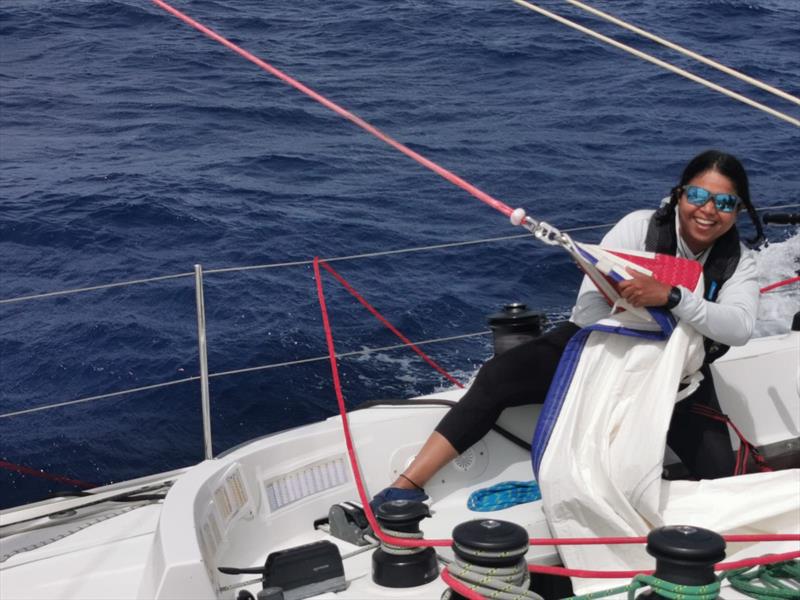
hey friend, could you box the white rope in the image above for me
[563,0,800,107]
[511,0,800,127]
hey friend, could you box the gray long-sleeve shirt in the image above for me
[570,209,759,346]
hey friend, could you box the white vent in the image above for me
[213,486,231,522]
[208,512,222,545]
[213,466,250,525]
[264,455,350,512]
[226,470,248,510]
[201,514,222,557]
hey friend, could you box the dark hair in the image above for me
[668,149,764,246]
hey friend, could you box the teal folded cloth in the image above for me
[467,480,542,512]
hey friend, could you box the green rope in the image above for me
[565,560,800,600]
[563,575,720,600]
[723,560,800,600]
[629,575,720,600]
[563,582,639,599]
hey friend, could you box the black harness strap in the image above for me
[645,205,741,362]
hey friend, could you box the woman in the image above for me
[371,149,763,510]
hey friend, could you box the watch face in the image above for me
[668,287,681,308]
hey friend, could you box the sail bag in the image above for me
[533,243,800,594]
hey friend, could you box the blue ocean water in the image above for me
[1,0,798,509]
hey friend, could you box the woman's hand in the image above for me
[617,268,672,308]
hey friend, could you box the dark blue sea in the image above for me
[1,0,798,509]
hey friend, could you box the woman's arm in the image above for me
[570,210,759,345]
[671,250,759,346]
[570,210,652,327]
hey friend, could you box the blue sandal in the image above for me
[369,486,429,513]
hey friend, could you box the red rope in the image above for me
[716,550,800,571]
[313,257,451,548]
[313,258,800,557]
[527,549,800,579]
[0,459,95,489]
[760,275,800,293]
[319,261,463,389]
[528,563,654,579]
[151,0,514,220]
[689,404,772,475]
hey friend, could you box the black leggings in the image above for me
[435,323,734,480]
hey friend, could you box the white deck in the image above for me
[1,330,798,599]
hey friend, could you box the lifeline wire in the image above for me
[8,261,793,420]
[4,203,797,305]
[511,0,800,127]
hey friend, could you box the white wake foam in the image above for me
[754,230,800,337]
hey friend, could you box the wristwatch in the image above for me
[664,286,682,310]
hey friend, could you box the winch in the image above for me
[638,525,726,598]
[371,499,439,588]
[487,303,544,355]
[444,518,536,599]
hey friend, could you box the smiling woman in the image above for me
[677,160,752,254]
[373,149,764,509]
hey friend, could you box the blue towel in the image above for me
[467,480,542,512]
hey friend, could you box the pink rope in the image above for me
[761,275,800,293]
[0,459,95,489]
[527,549,800,579]
[319,261,463,388]
[313,257,451,548]
[151,0,514,219]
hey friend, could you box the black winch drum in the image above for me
[452,519,529,568]
[487,303,544,355]
[639,525,726,598]
[371,500,439,588]
[446,519,531,600]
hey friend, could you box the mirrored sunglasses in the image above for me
[684,185,740,213]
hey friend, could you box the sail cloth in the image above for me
[533,243,800,595]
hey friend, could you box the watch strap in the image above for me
[664,286,682,310]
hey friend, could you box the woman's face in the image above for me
[678,169,740,254]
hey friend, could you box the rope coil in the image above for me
[725,559,800,599]
[378,527,427,556]
[442,558,541,600]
